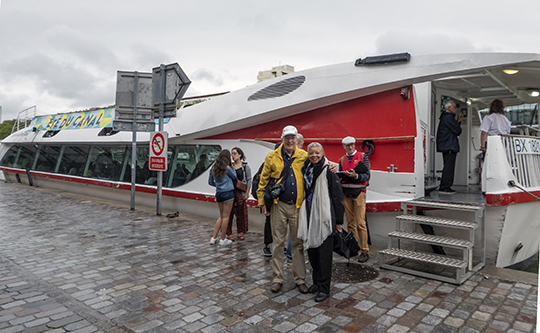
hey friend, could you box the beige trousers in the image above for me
[270,201,306,285]
[343,191,369,253]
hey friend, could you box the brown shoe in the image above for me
[271,282,282,293]
[297,283,309,294]
[358,252,369,263]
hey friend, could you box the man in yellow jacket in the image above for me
[257,125,309,294]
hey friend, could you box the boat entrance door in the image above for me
[427,87,478,190]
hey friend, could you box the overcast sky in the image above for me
[2,0,540,121]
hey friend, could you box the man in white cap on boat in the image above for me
[338,136,371,262]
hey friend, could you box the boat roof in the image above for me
[171,52,540,140]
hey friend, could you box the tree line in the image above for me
[0,120,16,141]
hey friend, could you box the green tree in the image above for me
[0,120,16,141]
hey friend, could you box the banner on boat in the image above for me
[29,108,115,131]
[514,137,540,155]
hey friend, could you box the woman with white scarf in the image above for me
[298,142,344,302]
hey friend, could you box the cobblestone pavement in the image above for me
[0,182,537,333]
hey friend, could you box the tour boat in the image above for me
[1,52,539,282]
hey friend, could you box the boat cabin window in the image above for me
[34,145,62,172]
[0,146,20,168]
[86,146,127,180]
[58,146,90,177]
[17,145,38,170]
[1,143,221,188]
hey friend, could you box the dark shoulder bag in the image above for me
[263,157,294,209]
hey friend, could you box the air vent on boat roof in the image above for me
[248,75,306,101]
[98,127,120,136]
[355,52,411,66]
[43,130,60,138]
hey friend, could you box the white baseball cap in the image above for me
[281,125,298,138]
[342,136,356,145]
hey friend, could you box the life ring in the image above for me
[361,140,374,157]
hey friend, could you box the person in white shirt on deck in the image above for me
[479,99,511,153]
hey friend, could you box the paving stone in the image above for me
[387,324,409,333]
[0,183,537,333]
[273,321,297,332]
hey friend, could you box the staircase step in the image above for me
[379,248,466,268]
[388,231,473,248]
[403,200,484,212]
[396,215,478,229]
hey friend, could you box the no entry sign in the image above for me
[149,132,168,171]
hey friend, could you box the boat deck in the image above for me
[419,185,486,206]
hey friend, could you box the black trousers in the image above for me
[440,151,457,191]
[307,235,334,294]
[264,215,273,245]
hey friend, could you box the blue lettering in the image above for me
[515,138,528,153]
[530,140,539,153]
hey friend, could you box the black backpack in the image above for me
[251,163,264,200]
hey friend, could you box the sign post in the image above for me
[114,71,154,210]
[113,63,190,215]
[152,63,191,215]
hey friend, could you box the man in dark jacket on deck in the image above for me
[436,100,463,194]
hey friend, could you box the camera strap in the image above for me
[277,155,295,184]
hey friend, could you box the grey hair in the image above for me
[307,142,324,154]
[444,100,455,110]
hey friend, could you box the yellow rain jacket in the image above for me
[257,144,308,209]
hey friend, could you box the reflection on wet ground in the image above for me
[0,182,537,332]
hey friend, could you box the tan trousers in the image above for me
[343,191,369,253]
[270,201,306,285]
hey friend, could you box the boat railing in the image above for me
[515,125,539,137]
[11,106,37,134]
[500,134,540,189]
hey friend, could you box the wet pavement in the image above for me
[0,182,537,333]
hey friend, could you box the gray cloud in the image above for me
[1,0,540,121]
[375,31,496,56]
[190,69,224,87]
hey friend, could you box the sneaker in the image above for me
[210,237,218,245]
[286,256,292,263]
[358,252,369,263]
[219,239,232,246]
[439,188,457,194]
[263,246,272,257]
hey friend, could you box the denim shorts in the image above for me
[216,190,234,203]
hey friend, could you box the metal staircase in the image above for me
[378,200,485,284]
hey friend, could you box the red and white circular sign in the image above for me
[151,132,165,156]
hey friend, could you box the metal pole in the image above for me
[131,72,139,210]
[157,64,165,216]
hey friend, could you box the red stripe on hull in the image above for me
[204,88,418,173]
[4,167,536,210]
[486,191,540,206]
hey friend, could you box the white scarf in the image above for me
[297,158,333,249]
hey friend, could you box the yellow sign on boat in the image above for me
[29,108,115,131]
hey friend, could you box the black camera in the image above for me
[270,183,285,199]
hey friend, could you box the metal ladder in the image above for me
[378,200,486,284]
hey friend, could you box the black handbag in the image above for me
[333,230,361,266]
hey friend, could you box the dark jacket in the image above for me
[436,111,462,153]
[302,158,344,232]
